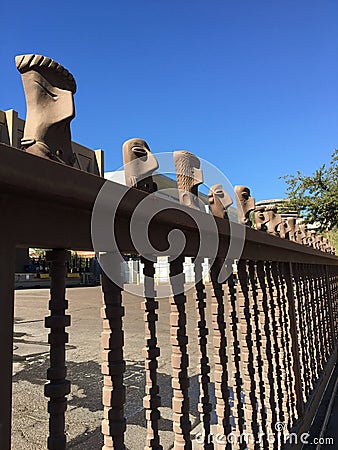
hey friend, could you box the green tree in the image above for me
[282,149,338,232]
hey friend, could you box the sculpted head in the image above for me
[324,239,336,254]
[322,237,329,252]
[16,54,76,165]
[253,206,269,231]
[280,217,296,240]
[316,235,324,251]
[208,184,233,219]
[234,186,255,226]
[174,150,203,209]
[122,138,158,193]
[307,230,316,247]
[295,224,308,243]
[264,206,282,236]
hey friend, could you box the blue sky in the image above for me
[1,1,337,201]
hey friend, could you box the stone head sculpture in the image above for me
[264,206,282,236]
[313,234,323,250]
[307,230,316,247]
[280,217,296,240]
[316,235,325,251]
[173,150,203,210]
[16,54,76,166]
[315,235,322,250]
[123,138,158,193]
[320,238,329,252]
[295,224,308,244]
[208,184,233,219]
[325,239,336,254]
[253,206,269,231]
[322,238,330,252]
[234,186,255,227]
[294,225,300,242]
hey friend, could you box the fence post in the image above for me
[169,257,192,450]
[141,256,162,450]
[0,236,15,450]
[284,262,304,418]
[44,249,71,450]
[193,257,213,449]
[325,266,336,349]
[100,253,126,450]
[210,257,231,447]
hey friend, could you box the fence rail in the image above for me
[0,143,337,450]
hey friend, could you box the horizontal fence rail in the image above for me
[0,144,337,450]
[0,143,336,264]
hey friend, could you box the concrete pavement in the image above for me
[12,285,210,449]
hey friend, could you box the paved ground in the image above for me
[12,285,213,449]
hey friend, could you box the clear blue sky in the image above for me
[2,1,337,201]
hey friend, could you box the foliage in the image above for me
[29,248,47,257]
[281,149,338,232]
[323,227,338,251]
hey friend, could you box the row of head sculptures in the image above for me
[232,186,335,254]
[14,53,335,256]
[121,138,335,255]
[122,138,233,216]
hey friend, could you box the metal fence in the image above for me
[0,142,337,450]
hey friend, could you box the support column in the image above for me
[169,257,191,450]
[193,258,213,449]
[210,258,231,449]
[100,254,126,450]
[0,238,15,450]
[44,249,71,450]
[141,257,162,450]
[284,263,304,418]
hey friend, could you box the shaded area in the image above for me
[303,364,338,450]
[13,348,209,449]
